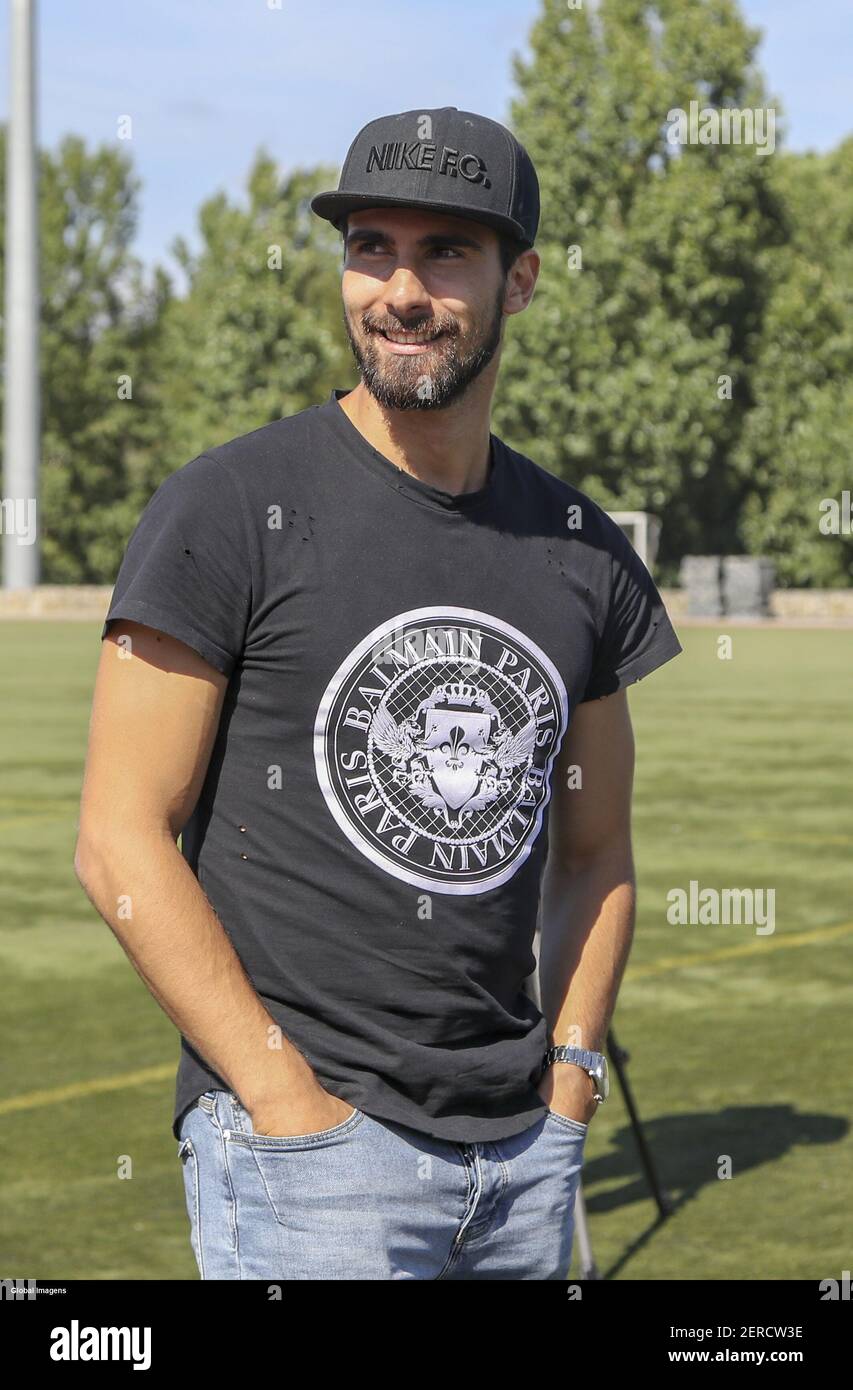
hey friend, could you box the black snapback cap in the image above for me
[310,106,540,249]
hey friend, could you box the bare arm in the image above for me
[74,620,353,1135]
[536,689,637,1124]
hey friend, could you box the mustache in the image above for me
[361,313,458,337]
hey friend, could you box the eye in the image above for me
[351,243,461,258]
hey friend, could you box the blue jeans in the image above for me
[177,1088,587,1280]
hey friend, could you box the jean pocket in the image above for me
[177,1136,204,1278]
[226,1106,369,1229]
[545,1108,589,1137]
[226,1104,366,1150]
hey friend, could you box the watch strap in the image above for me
[542,1044,608,1101]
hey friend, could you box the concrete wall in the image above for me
[0,586,114,619]
[658,588,853,622]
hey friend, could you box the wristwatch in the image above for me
[541,1045,610,1104]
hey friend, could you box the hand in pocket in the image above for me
[246,1085,357,1139]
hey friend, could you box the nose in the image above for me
[383,265,432,320]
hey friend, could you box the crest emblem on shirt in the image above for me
[314,607,569,895]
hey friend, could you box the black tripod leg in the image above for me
[607,1027,673,1218]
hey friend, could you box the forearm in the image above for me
[74,831,318,1109]
[538,845,636,1053]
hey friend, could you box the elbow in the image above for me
[551,835,635,885]
[73,833,98,896]
[74,818,177,903]
[73,825,114,903]
[74,846,93,891]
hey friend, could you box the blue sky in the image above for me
[2,0,850,285]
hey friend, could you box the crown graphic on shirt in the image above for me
[424,679,493,713]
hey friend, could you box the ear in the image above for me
[504,249,540,317]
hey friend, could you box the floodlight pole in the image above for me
[3,0,40,589]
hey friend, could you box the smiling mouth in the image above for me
[375,328,446,347]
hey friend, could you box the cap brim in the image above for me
[310,191,532,247]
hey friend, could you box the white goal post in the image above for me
[606,511,661,575]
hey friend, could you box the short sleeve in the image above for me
[581,518,683,702]
[101,453,251,677]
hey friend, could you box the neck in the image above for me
[336,372,496,496]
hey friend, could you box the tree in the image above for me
[0,129,166,582]
[140,151,352,496]
[0,135,352,582]
[494,0,789,580]
[736,138,853,585]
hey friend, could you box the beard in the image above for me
[342,284,505,411]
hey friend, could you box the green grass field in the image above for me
[0,621,850,1280]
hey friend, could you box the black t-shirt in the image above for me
[102,388,683,1143]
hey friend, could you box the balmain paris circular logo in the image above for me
[313,607,569,895]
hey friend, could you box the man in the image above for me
[75,107,682,1280]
